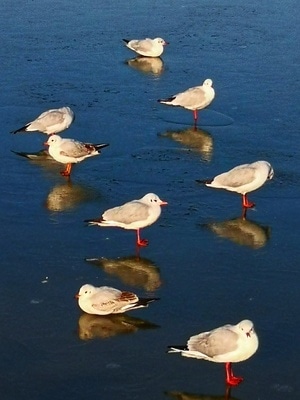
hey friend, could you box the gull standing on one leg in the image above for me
[85,193,168,247]
[158,79,215,127]
[196,160,274,211]
[168,319,259,386]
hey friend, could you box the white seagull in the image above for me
[123,37,168,57]
[85,193,168,247]
[75,284,159,315]
[196,160,274,209]
[11,106,74,135]
[45,134,109,177]
[158,79,215,127]
[168,319,259,386]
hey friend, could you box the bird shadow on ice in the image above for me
[12,148,101,211]
[158,127,213,162]
[77,312,159,341]
[201,215,271,249]
[44,181,99,212]
[11,148,60,172]
[157,109,234,128]
[85,255,162,292]
[165,386,239,400]
[125,56,164,76]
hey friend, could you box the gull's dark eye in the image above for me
[85,291,88,294]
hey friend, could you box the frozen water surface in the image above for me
[0,0,299,399]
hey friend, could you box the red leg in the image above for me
[193,110,198,125]
[60,163,72,177]
[242,193,255,208]
[136,229,149,247]
[225,362,243,386]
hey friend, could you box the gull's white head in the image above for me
[141,193,168,206]
[254,161,274,180]
[238,319,255,337]
[62,106,72,114]
[46,134,63,146]
[154,37,168,46]
[203,78,213,87]
[76,284,96,299]
[61,106,75,119]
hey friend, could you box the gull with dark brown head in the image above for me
[85,193,168,247]
[168,319,259,386]
[11,106,74,135]
[158,79,215,127]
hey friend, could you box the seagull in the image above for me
[45,134,109,176]
[123,37,168,57]
[75,284,159,315]
[158,79,215,127]
[168,319,259,386]
[196,161,274,210]
[85,193,168,247]
[11,106,74,135]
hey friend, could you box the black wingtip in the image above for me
[10,124,29,134]
[167,345,187,351]
[11,150,28,158]
[157,96,176,104]
[195,179,212,184]
[139,297,160,306]
[84,217,103,225]
[84,219,96,224]
[122,38,130,44]
[96,143,110,150]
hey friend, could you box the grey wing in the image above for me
[133,39,153,52]
[60,140,89,157]
[103,201,150,224]
[91,288,138,313]
[214,165,256,188]
[91,287,120,312]
[188,328,238,357]
[175,87,206,107]
[38,110,65,125]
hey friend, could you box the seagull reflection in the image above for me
[126,56,164,75]
[204,216,271,249]
[45,181,98,212]
[85,255,162,292]
[77,313,159,340]
[12,148,52,160]
[166,387,238,400]
[11,148,60,172]
[160,127,213,162]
